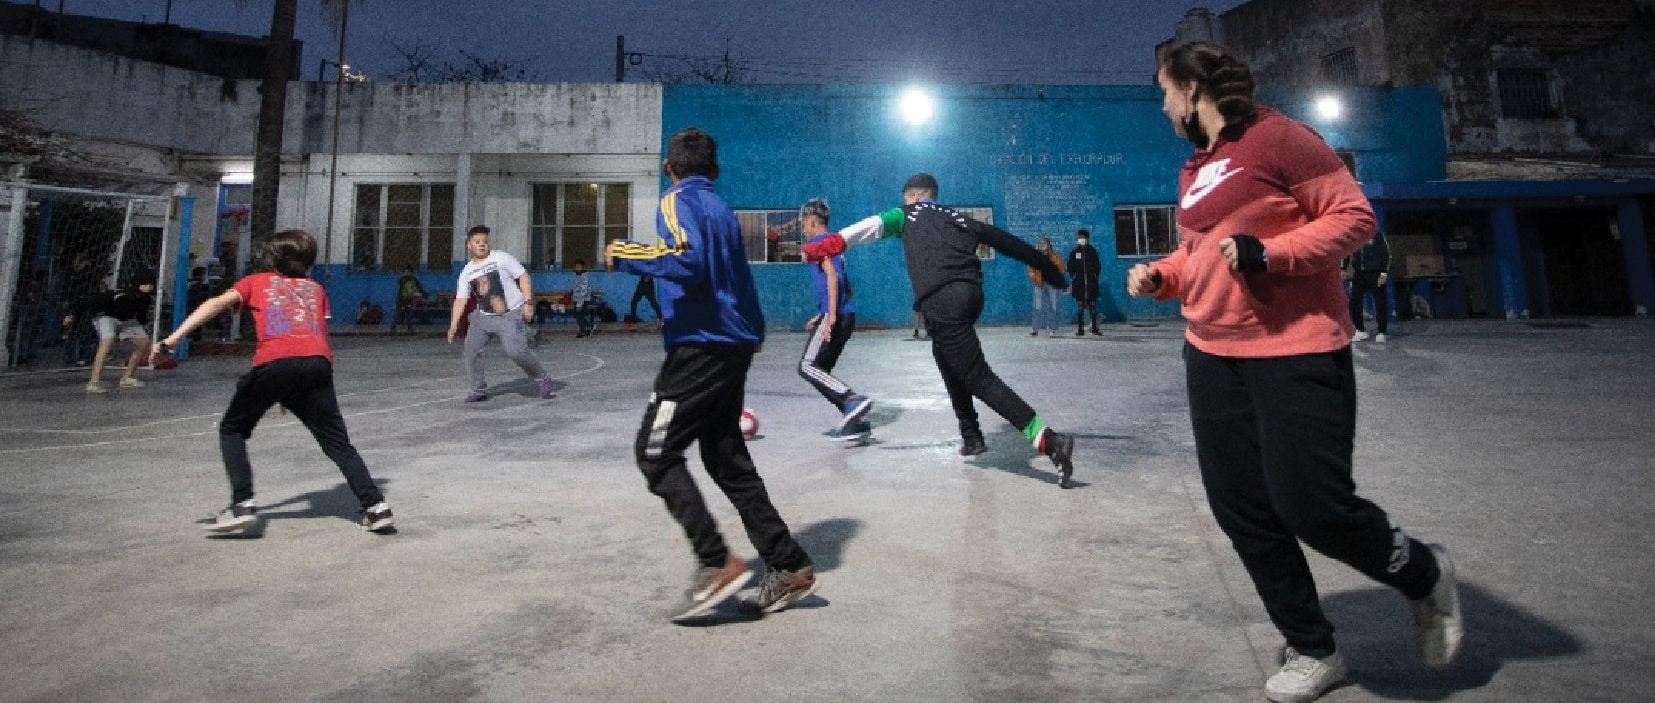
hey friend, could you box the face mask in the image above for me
[1076,238,1088,246]
[1180,86,1210,149]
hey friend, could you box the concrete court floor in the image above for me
[1,318,1652,702]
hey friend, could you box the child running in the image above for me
[608,127,817,621]
[796,197,874,441]
[154,230,393,534]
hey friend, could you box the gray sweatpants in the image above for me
[463,310,548,391]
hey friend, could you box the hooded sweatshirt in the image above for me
[1147,107,1375,358]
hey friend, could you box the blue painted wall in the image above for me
[317,83,1446,331]
[662,83,1447,330]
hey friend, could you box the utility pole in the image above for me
[615,35,625,82]
[322,0,352,280]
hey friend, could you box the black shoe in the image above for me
[1076,328,1086,336]
[1090,327,1101,335]
[959,435,988,456]
[1045,432,1075,488]
[360,502,395,533]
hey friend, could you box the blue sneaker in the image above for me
[828,420,871,442]
[836,395,873,433]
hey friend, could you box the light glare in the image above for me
[899,88,935,125]
[1315,95,1343,120]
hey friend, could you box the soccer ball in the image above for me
[739,408,759,440]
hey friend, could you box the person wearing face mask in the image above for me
[1067,229,1102,335]
[1126,42,1463,703]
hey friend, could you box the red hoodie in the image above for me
[1149,107,1374,358]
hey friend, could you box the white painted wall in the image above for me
[1,34,662,158]
[2,34,665,273]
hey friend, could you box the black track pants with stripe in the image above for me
[634,343,812,571]
[798,313,858,412]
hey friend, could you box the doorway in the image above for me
[1532,210,1633,316]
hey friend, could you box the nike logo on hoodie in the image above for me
[1181,159,1245,210]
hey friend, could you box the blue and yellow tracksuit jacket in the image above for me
[611,176,764,349]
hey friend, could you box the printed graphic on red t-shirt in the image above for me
[232,273,333,366]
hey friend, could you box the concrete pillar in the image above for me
[1617,201,1653,316]
[1490,205,1529,320]
[454,153,472,270]
[0,165,28,365]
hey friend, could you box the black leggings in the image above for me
[1074,299,1100,329]
[218,356,383,509]
[634,344,810,571]
[1349,271,1389,333]
[920,282,1036,436]
[1184,343,1438,656]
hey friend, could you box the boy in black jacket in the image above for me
[64,271,155,393]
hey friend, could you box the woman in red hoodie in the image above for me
[1127,42,1462,702]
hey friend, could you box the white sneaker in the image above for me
[1265,648,1347,702]
[1351,331,1370,342]
[1374,333,1388,343]
[85,381,108,394]
[1410,544,1463,668]
[120,377,145,388]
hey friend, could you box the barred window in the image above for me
[735,205,997,263]
[351,183,454,272]
[734,209,803,263]
[1114,205,1179,257]
[530,183,631,270]
[1497,68,1557,118]
[955,206,996,261]
[1321,48,1358,85]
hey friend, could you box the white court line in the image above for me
[0,353,605,453]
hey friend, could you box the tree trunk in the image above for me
[251,0,298,241]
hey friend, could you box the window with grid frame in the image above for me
[1321,48,1358,85]
[351,183,455,272]
[1497,68,1557,118]
[1114,205,1179,257]
[734,209,802,263]
[530,182,631,270]
[733,205,998,263]
[955,206,996,260]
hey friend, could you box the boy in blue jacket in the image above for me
[607,127,817,622]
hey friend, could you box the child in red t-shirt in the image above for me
[155,230,392,535]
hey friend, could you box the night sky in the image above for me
[62,0,1248,84]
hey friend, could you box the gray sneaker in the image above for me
[1410,544,1463,668]
[755,565,818,614]
[204,501,260,533]
[1264,647,1347,702]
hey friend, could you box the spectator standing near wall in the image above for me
[1068,229,1103,335]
